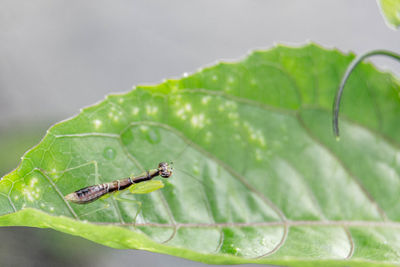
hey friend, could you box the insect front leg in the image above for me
[128,180,165,194]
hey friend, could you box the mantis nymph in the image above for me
[64,162,173,221]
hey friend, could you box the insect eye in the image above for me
[158,162,167,168]
[158,162,172,178]
[164,167,173,178]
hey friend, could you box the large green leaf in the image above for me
[1,44,400,266]
[378,0,400,29]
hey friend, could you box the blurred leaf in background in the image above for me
[378,0,400,29]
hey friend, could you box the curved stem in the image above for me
[332,50,400,139]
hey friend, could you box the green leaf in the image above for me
[378,0,400,29]
[1,44,400,266]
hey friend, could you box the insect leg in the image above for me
[78,200,111,218]
[113,192,143,227]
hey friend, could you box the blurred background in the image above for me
[0,0,399,266]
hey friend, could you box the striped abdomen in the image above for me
[65,178,132,204]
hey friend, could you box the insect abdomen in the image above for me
[65,178,133,204]
[65,183,110,204]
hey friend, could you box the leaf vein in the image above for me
[343,226,355,260]
[296,112,389,221]
[37,168,79,219]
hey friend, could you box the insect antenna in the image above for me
[171,166,214,191]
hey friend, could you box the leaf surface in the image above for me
[1,44,400,266]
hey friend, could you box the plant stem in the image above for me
[333,50,400,139]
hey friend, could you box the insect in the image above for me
[65,162,173,204]
[64,158,207,224]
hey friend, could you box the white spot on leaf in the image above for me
[184,104,192,112]
[93,119,102,129]
[191,114,206,128]
[201,96,211,105]
[146,105,158,116]
[132,107,139,116]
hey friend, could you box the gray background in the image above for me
[0,0,399,266]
